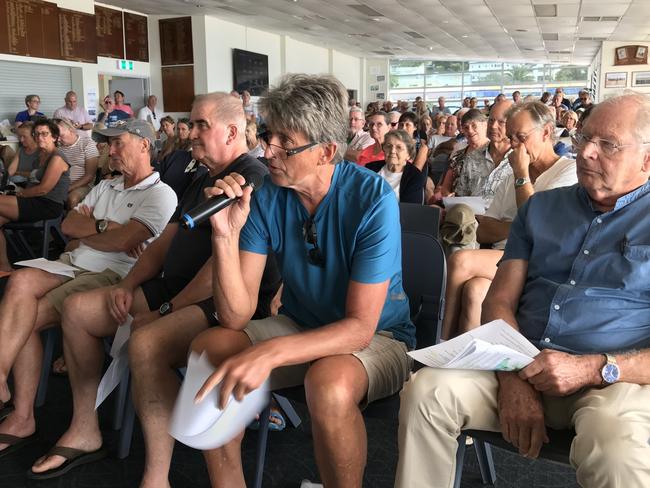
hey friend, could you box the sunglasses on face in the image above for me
[302,217,325,267]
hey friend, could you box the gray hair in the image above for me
[193,92,246,141]
[461,109,486,126]
[506,101,556,135]
[259,74,348,163]
[384,129,416,160]
[598,91,650,144]
[349,106,364,117]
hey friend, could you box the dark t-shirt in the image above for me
[156,149,207,200]
[162,153,268,291]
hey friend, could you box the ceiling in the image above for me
[101,0,650,65]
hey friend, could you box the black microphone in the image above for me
[181,171,265,229]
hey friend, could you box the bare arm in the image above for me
[19,155,68,198]
[62,208,122,238]
[119,223,179,290]
[412,144,428,171]
[69,156,99,190]
[476,215,511,244]
[6,152,19,177]
[80,219,153,253]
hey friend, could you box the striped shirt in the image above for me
[58,134,100,183]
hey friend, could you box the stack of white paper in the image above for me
[408,319,540,371]
[169,351,270,450]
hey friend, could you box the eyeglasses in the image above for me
[507,126,540,144]
[571,132,650,157]
[383,143,407,152]
[302,217,325,267]
[259,130,318,160]
[34,131,51,138]
[390,122,399,127]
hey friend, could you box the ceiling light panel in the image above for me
[534,4,557,17]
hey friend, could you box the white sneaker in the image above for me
[300,480,324,488]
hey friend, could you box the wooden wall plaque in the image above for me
[159,17,193,66]
[96,6,123,59]
[2,0,60,59]
[124,12,148,62]
[162,65,194,112]
[59,8,97,63]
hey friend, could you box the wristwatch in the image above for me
[514,177,530,188]
[96,219,108,233]
[601,353,620,384]
[159,301,174,316]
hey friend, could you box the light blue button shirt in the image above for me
[503,181,650,354]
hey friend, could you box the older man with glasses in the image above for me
[190,74,414,488]
[398,93,650,488]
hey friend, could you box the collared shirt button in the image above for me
[583,249,590,255]
[553,304,560,310]
[544,337,551,343]
[596,218,602,224]
[570,280,576,286]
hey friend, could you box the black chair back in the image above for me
[399,202,440,239]
[400,230,446,348]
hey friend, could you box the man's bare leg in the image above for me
[305,355,369,488]
[31,286,150,472]
[458,277,493,335]
[129,306,209,488]
[0,269,66,404]
[0,275,65,453]
[441,250,503,339]
[190,327,254,488]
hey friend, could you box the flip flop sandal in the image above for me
[0,432,38,459]
[249,409,287,432]
[27,445,108,480]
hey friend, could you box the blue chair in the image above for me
[252,227,447,487]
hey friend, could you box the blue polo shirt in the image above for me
[503,181,650,354]
[15,110,44,123]
[240,161,415,348]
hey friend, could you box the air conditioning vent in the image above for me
[582,16,620,22]
[372,50,394,55]
[216,6,253,15]
[404,31,426,39]
[533,4,557,17]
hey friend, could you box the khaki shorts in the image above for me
[45,254,122,314]
[243,314,412,407]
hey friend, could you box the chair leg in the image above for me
[454,434,467,488]
[42,222,53,259]
[253,401,272,488]
[116,377,136,459]
[474,440,497,485]
[36,328,57,408]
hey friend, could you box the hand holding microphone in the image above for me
[181,171,265,231]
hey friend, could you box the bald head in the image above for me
[193,92,246,140]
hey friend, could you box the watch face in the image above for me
[602,363,620,383]
[159,302,171,315]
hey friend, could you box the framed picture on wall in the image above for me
[632,71,650,87]
[604,72,627,88]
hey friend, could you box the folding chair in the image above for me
[252,228,447,487]
[5,215,67,261]
[399,202,440,239]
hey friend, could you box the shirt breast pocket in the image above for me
[621,245,650,290]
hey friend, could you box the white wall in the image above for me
[598,41,650,99]
[332,51,363,98]
[284,37,329,75]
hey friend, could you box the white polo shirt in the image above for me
[66,172,177,277]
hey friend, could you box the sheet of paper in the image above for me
[14,258,80,278]
[109,316,132,358]
[442,196,489,215]
[408,319,540,370]
[169,351,270,450]
[95,316,132,409]
[444,338,535,371]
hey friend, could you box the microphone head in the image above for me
[244,167,266,191]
